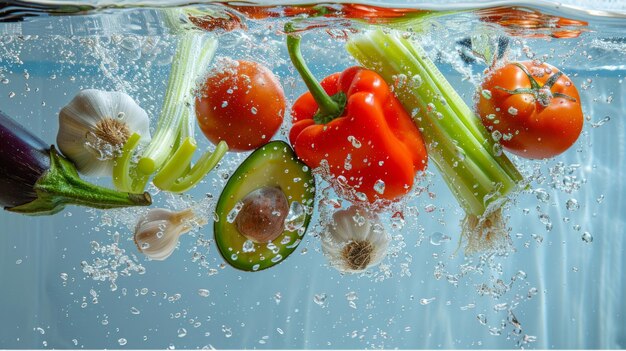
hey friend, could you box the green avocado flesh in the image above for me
[214,141,316,272]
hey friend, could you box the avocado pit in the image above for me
[235,186,289,243]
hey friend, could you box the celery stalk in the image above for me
[137,34,217,175]
[113,16,228,194]
[347,30,524,253]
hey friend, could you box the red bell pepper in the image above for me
[286,25,428,203]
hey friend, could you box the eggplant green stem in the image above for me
[285,22,346,124]
[8,147,151,216]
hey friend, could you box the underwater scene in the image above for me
[0,0,625,349]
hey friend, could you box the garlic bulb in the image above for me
[321,205,390,273]
[134,207,204,261]
[57,89,151,176]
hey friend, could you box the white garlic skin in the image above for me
[57,89,151,177]
[134,208,196,261]
[321,205,390,273]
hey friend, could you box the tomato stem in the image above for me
[505,62,577,103]
[285,23,346,124]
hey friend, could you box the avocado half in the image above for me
[214,141,315,271]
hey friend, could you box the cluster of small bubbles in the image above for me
[343,153,352,170]
[460,303,475,311]
[346,291,358,309]
[534,188,550,203]
[221,325,233,338]
[81,232,145,290]
[274,292,282,305]
[390,212,405,230]
[591,116,610,128]
[494,302,509,311]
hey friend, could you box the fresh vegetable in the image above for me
[477,61,583,159]
[113,33,227,194]
[227,3,428,24]
[195,59,286,152]
[477,7,587,39]
[321,205,390,273]
[134,207,206,261]
[57,89,151,177]
[347,30,524,253]
[0,110,151,215]
[214,141,315,271]
[286,25,427,204]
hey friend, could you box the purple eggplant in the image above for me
[0,110,151,215]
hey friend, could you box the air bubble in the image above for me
[419,297,436,305]
[373,180,386,194]
[566,199,580,211]
[429,232,451,246]
[347,135,362,148]
[242,239,255,253]
[226,202,243,223]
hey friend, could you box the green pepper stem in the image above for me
[8,147,151,216]
[285,23,345,123]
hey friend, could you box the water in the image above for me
[0,1,625,349]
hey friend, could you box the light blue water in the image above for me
[0,2,625,349]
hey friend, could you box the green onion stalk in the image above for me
[347,30,524,253]
[113,9,227,194]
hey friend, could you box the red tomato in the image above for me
[195,60,285,152]
[477,61,583,159]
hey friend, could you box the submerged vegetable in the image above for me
[214,141,315,272]
[57,89,151,177]
[477,61,583,159]
[134,207,205,261]
[287,24,428,204]
[195,58,286,152]
[0,111,151,215]
[321,206,390,273]
[347,30,524,253]
[113,32,227,194]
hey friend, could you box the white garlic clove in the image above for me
[134,219,182,261]
[133,208,201,261]
[57,89,151,177]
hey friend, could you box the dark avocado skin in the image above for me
[214,141,315,272]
